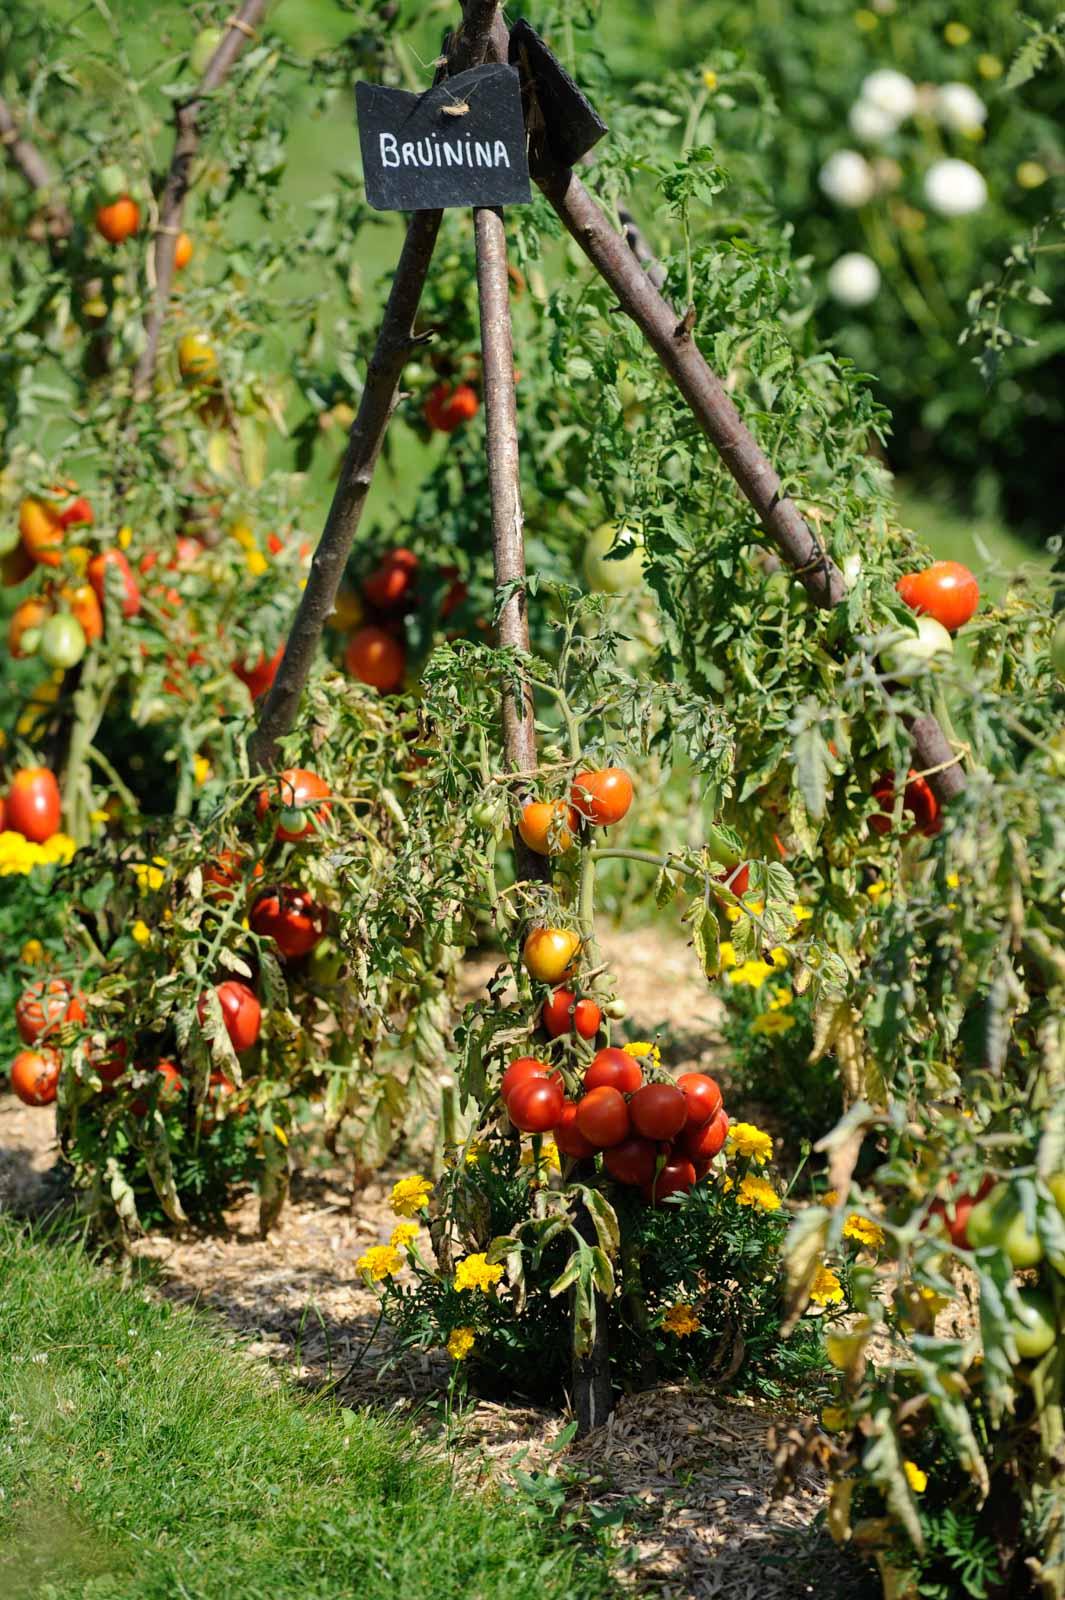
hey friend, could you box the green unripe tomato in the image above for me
[471,796,506,834]
[582,523,646,594]
[966,1184,1044,1268]
[96,163,129,203]
[190,26,224,78]
[39,613,87,670]
[881,615,954,681]
[18,626,42,658]
[306,937,344,988]
[1009,1287,1057,1362]
[1051,615,1065,682]
[602,998,628,1021]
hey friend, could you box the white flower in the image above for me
[827,252,881,307]
[924,158,987,217]
[933,83,987,132]
[860,69,917,120]
[819,150,876,207]
[849,100,898,143]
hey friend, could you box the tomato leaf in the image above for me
[687,896,720,981]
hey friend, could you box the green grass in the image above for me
[0,1218,611,1600]
[895,484,1050,599]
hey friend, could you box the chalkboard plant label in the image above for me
[356,63,532,212]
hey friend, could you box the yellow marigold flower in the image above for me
[727,959,774,989]
[464,1140,487,1166]
[117,524,133,550]
[623,1040,659,1063]
[721,1175,734,1194]
[89,809,110,825]
[131,920,151,946]
[769,946,788,969]
[661,1303,701,1337]
[944,20,971,45]
[390,1175,433,1217]
[737,1174,781,1212]
[230,519,256,550]
[791,904,813,923]
[843,1214,885,1249]
[769,987,793,1011]
[356,1244,403,1281]
[903,1460,928,1494]
[193,756,212,786]
[854,8,878,28]
[718,940,737,969]
[453,1253,504,1294]
[40,834,76,865]
[702,68,718,91]
[750,1010,795,1037]
[746,899,764,916]
[809,1265,844,1307]
[977,53,1002,78]
[390,1223,419,1250]
[20,939,46,964]
[1017,161,1047,190]
[132,862,166,892]
[246,548,269,578]
[821,1405,848,1433]
[727,1122,774,1164]
[521,1140,561,1174]
[945,872,960,889]
[724,904,741,924]
[823,1190,840,1207]
[447,1326,476,1361]
[866,880,888,901]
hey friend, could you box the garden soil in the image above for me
[0,926,876,1600]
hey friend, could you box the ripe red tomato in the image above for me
[250,887,328,958]
[93,1038,128,1085]
[10,1047,62,1105]
[575,1085,631,1148]
[541,988,601,1041]
[501,1056,554,1101]
[424,381,479,432]
[363,548,418,610]
[95,195,140,244]
[88,549,141,618]
[642,1156,696,1205]
[344,626,406,692]
[6,768,61,844]
[604,1136,658,1187]
[198,981,261,1052]
[15,979,86,1045]
[713,862,750,897]
[897,561,979,632]
[570,768,633,827]
[629,1083,687,1141]
[583,1047,643,1095]
[928,1173,996,1249]
[256,768,332,842]
[676,1072,723,1129]
[681,1110,729,1161]
[131,1058,184,1116]
[233,643,284,700]
[870,770,940,839]
[507,1076,565,1133]
[202,850,263,899]
[58,496,93,530]
[518,800,578,856]
[553,1099,597,1159]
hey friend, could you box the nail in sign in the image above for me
[356,64,532,212]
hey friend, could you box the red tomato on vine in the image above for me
[256,768,332,842]
[676,1072,723,1128]
[10,1048,61,1106]
[681,1110,729,1161]
[553,1100,597,1159]
[575,1086,631,1148]
[570,768,633,827]
[424,381,479,432]
[507,1076,564,1133]
[15,979,86,1045]
[5,768,61,843]
[582,1047,642,1095]
[542,988,601,1040]
[642,1156,696,1204]
[198,981,261,1052]
[629,1083,687,1141]
[344,626,406,693]
[897,561,979,632]
[604,1136,658,1187]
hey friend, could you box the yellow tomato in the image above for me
[517,800,577,856]
[523,927,581,983]
[178,333,218,383]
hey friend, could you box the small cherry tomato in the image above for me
[642,1156,696,1205]
[523,927,581,985]
[501,1056,554,1101]
[233,643,284,701]
[604,1136,658,1187]
[18,498,64,566]
[202,850,263,900]
[15,979,86,1045]
[8,596,51,658]
[88,549,141,618]
[95,195,140,244]
[10,1047,62,1106]
[870,770,940,839]
[174,231,194,269]
[713,862,750,897]
[250,887,328,959]
[363,548,418,611]
[541,988,601,1041]
[39,613,87,670]
[880,615,953,680]
[676,1072,723,1129]
[507,1076,565,1133]
[6,767,62,843]
[178,332,217,383]
[570,768,633,827]
[255,768,332,843]
[131,1058,184,1117]
[57,495,94,530]
[575,1085,631,1148]
[553,1099,597,1159]
[424,381,479,432]
[897,561,979,632]
[92,1038,128,1085]
[344,626,406,692]
[518,800,578,856]
[198,981,261,1052]
[583,1047,643,1095]
[62,584,104,644]
[629,1082,687,1141]
[680,1110,729,1161]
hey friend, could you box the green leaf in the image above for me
[687,896,720,980]
[549,1250,582,1299]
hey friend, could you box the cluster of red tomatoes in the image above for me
[518,766,634,856]
[869,559,980,839]
[502,1045,728,1205]
[0,767,63,844]
[334,544,469,698]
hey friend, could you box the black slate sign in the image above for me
[356,64,532,212]
[509,19,608,178]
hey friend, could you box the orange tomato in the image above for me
[518,799,578,855]
[523,927,581,984]
[95,195,140,244]
[62,584,104,643]
[424,381,479,432]
[570,767,633,827]
[19,498,64,566]
[344,626,406,693]
[8,596,51,658]
[10,1047,62,1106]
[174,231,194,269]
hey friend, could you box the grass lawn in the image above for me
[0,1218,611,1600]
